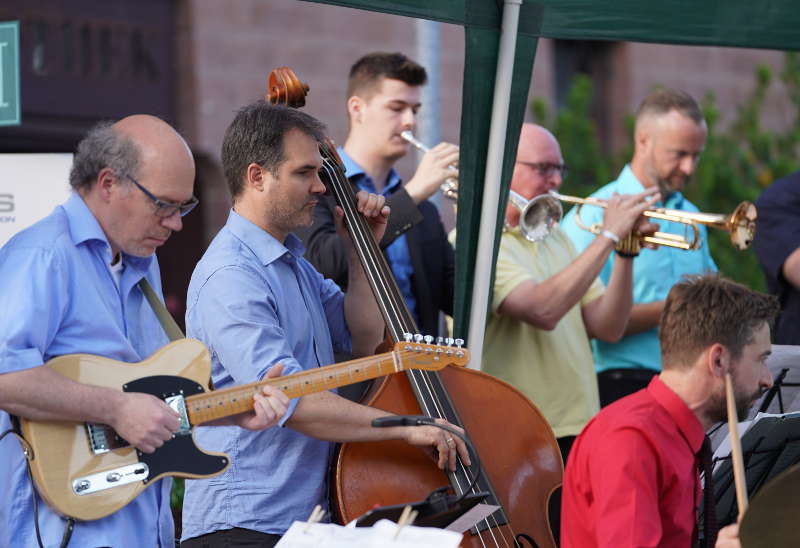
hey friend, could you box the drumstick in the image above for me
[725,373,748,519]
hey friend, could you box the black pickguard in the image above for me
[123,375,229,482]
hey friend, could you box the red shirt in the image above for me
[562,376,705,548]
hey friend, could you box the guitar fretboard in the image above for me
[186,351,409,425]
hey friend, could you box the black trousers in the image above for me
[597,368,658,407]
[547,435,576,548]
[180,528,282,548]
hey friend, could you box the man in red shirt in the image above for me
[562,274,778,548]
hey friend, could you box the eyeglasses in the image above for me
[121,173,199,218]
[517,161,568,178]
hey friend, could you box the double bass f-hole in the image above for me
[265,66,561,548]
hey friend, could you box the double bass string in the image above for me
[319,151,517,548]
[323,155,515,548]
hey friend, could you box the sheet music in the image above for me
[444,503,500,533]
[711,411,800,471]
[276,518,462,547]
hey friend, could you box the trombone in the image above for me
[510,190,757,251]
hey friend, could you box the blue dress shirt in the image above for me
[0,193,173,547]
[181,210,351,540]
[338,148,418,323]
[561,166,717,372]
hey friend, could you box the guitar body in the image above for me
[19,339,230,521]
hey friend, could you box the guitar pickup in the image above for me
[72,463,150,495]
[165,395,191,435]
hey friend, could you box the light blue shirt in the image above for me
[0,193,173,548]
[561,166,717,372]
[339,148,418,323]
[181,210,351,540]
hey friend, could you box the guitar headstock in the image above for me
[394,334,470,369]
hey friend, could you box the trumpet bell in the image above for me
[521,194,563,242]
[729,201,757,251]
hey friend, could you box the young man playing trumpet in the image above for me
[294,51,456,337]
[482,123,659,544]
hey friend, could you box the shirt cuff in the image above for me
[0,346,44,374]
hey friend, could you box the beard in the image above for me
[655,173,690,200]
[707,380,763,424]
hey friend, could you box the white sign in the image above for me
[0,153,73,247]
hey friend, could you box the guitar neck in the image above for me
[186,351,407,425]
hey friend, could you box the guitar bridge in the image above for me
[86,423,128,455]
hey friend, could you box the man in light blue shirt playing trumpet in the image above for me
[561,88,716,407]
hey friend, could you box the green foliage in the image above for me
[532,54,800,292]
[171,477,184,509]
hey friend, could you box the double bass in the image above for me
[266,67,562,548]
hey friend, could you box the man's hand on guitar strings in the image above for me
[110,392,181,454]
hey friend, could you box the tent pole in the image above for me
[465,0,522,370]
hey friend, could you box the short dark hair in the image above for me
[635,87,705,127]
[221,101,327,199]
[69,121,141,191]
[346,52,427,100]
[660,274,779,369]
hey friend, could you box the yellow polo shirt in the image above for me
[483,227,604,438]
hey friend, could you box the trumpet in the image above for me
[509,190,757,251]
[400,130,458,200]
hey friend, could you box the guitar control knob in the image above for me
[75,480,90,493]
[106,472,122,483]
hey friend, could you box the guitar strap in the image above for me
[138,278,185,341]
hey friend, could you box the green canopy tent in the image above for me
[303,0,800,369]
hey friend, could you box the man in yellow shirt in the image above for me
[483,123,657,544]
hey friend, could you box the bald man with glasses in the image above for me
[0,116,288,548]
[481,123,658,545]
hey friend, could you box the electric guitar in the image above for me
[18,335,469,520]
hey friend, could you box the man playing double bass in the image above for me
[179,102,468,547]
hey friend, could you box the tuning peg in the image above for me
[445,337,454,346]
[454,338,464,349]
[423,335,434,344]
[414,334,424,343]
[436,336,444,346]
[404,333,413,342]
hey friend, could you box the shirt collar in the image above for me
[62,192,153,272]
[225,209,306,266]
[63,192,110,247]
[647,376,705,453]
[616,164,686,209]
[337,147,402,194]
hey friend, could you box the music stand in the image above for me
[704,412,800,527]
[354,486,490,529]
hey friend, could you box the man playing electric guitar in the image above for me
[0,116,289,548]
